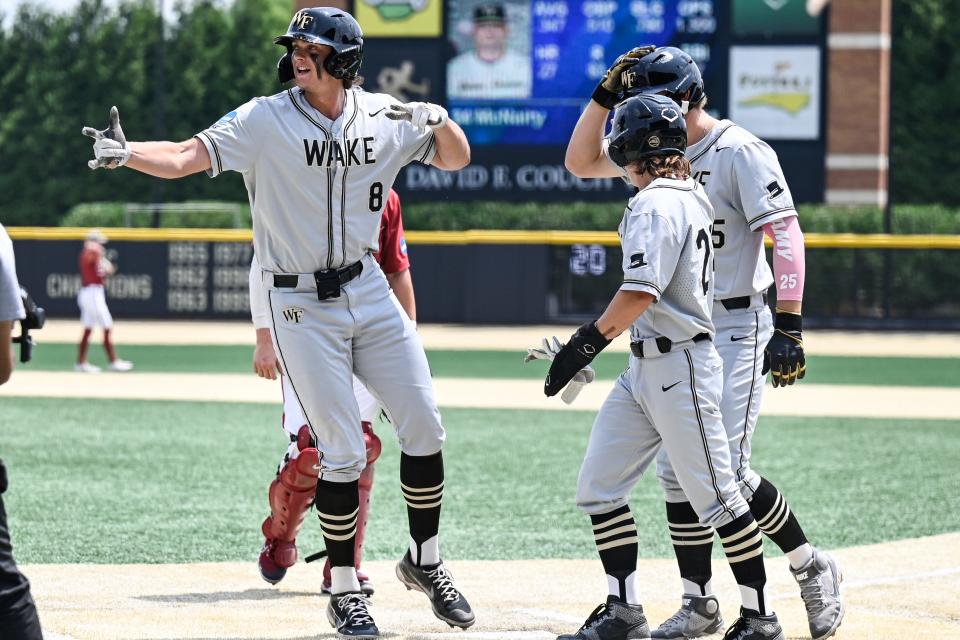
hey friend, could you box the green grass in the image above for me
[24,342,960,387]
[3,397,958,564]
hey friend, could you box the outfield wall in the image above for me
[10,228,960,327]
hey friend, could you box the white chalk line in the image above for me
[417,632,555,639]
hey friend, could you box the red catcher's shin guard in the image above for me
[262,426,320,571]
[324,422,381,586]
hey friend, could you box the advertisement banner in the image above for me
[354,0,442,37]
[728,46,820,140]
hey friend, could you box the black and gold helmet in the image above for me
[275,7,363,83]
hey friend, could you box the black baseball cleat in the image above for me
[395,550,475,628]
[722,608,785,640]
[557,595,649,640]
[326,591,379,638]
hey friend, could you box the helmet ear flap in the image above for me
[277,47,294,83]
[323,45,362,80]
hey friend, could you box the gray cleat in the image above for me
[557,595,650,640]
[722,609,784,640]
[793,550,844,639]
[651,594,724,638]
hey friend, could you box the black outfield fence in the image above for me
[8,228,960,330]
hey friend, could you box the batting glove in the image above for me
[82,106,131,169]
[525,336,596,404]
[592,45,655,110]
[385,101,448,133]
[544,322,611,398]
[765,310,806,388]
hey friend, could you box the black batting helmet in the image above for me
[623,46,705,112]
[607,94,687,168]
[275,7,363,83]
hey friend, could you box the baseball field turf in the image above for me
[2,323,959,639]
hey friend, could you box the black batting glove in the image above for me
[545,322,611,397]
[765,310,806,388]
[592,45,655,110]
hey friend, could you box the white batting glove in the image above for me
[385,101,448,133]
[82,106,131,169]
[524,336,596,405]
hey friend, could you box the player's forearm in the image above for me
[431,120,470,171]
[125,140,210,179]
[565,101,615,178]
[386,269,417,322]
[763,215,805,312]
[255,327,273,347]
[595,289,655,339]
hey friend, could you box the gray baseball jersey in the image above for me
[576,176,749,530]
[620,177,716,342]
[657,121,796,503]
[686,121,796,300]
[198,87,445,483]
[196,87,436,273]
[0,223,25,322]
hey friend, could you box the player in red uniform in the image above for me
[75,229,133,372]
[250,189,416,595]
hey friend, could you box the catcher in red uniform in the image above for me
[248,188,416,594]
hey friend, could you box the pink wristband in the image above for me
[763,215,805,301]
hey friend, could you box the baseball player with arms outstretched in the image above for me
[548,91,784,640]
[252,188,415,597]
[82,8,473,637]
[568,47,842,639]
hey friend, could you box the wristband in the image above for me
[591,85,619,111]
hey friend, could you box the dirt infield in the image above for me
[14,322,960,639]
[25,532,960,639]
[4,370,960,419]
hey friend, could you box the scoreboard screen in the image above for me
[446,0,719,145]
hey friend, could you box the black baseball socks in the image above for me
[400,451,444,566]
[315,478,360,593]
[749,477,813,569]
[590,505,641,604]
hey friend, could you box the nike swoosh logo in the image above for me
[716,146,729,151]
[368,107,386,117]
[730,335,750,342]
[661,381,683,392]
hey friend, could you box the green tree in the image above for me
[891,0,960,205]
[0,0,292,224]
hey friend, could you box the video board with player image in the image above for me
[445,0,720,145]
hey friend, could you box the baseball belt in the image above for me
[272,260,364,300]
[630,332,710,358]
[719,291,768,311]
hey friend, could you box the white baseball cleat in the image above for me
[74,362,102,373]
[107,359,134,372]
